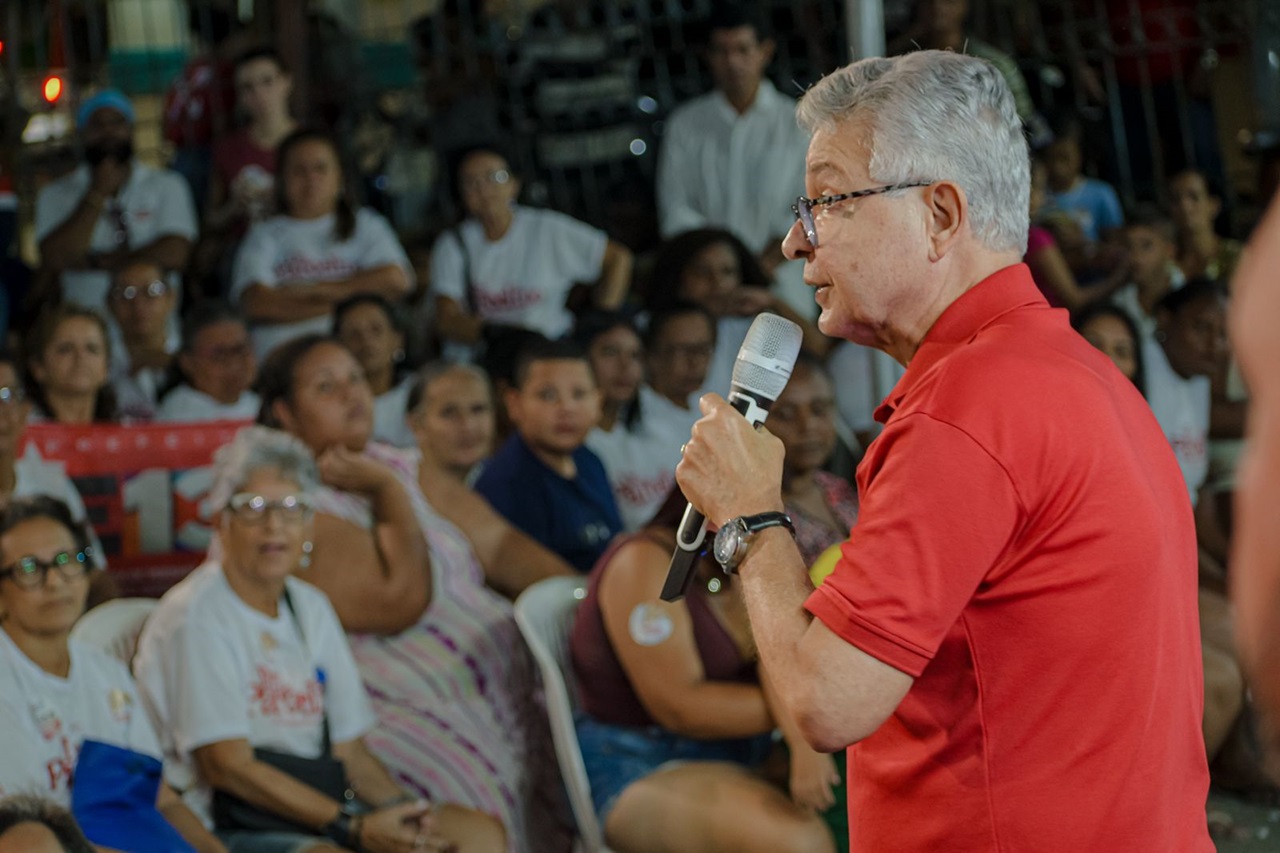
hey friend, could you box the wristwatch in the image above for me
[321,804,360,849]
[713,511,795,572]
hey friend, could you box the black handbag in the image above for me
[211,590,355,833]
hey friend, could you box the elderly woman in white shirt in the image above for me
[134,426,505,853]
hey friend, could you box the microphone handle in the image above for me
[659,391,768,601]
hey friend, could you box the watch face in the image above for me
[713,521,746,569]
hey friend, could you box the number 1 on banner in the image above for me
[122,469,174,554]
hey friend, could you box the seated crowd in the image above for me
[0,2,1272,850]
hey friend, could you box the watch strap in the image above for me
[738,511,795,535]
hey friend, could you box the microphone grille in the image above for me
[732,313,804,400]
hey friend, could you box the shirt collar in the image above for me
[714,79,779,119]
[874,263,1045,423]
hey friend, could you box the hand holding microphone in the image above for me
[663,313,803,601]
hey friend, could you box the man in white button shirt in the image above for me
[35,89,197,312]
[656,1,810,313]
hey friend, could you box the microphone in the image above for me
[660,312,804,602]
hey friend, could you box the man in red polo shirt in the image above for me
[676,50,1212,850]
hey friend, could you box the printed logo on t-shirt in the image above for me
[616,472,676,509]
[250,665,323,724]
[44,736,76,794]
[33,704,63,742]
[475,286,544,316]
[273,256,359,282]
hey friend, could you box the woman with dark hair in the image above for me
[430,144,632,359]
[231,129,413,358]
[0,496,219,852]
[578,311,688,531]
[647,228,828,396]
[252,334,571,852]
[569,486,835,853]
[1072,303,1147,398]
[23,305,118,425]
[334,293,415,448]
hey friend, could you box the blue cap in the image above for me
[77,88,135,130]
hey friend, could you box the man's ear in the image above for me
[924,181,966,261]
[761,37,776,63]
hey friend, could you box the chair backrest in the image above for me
[70,597,158,667]
[514,576,609,853]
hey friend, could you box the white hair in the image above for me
[207,425,320,512]
[796,50,1030,254]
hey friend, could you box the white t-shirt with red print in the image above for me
[0,629,162,807]
[133,561,375,826]
[231,208,414,358]
[430,205,608,341]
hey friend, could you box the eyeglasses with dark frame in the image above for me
[227,493,314,525]
[0,549,94,589]
[791,182,933,249]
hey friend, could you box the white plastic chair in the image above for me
[70,597,157,666]
[514,576,613,853]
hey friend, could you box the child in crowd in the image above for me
[1168,168,1243,284]
[106,260,179,420]
[1039,116,1125,274]
[475,339,622,572]
[155,301,259,422]
[1111,207,1185,337]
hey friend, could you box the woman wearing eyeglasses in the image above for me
[23,304,119,425]
[0,495,220,852]
[431,144,633,362]
[134,426,505,853]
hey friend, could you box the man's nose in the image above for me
[782,220,812,263]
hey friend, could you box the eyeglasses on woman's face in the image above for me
[0,549,93,589]
[227,493,314,525]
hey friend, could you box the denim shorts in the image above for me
[575,712,775,822]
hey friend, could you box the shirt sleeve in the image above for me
[805,412,1023,677]
[354,210,415,289]
[150,170,199,241]
[302,586,376,744]
[656,109,710,238]
[230,222,279,301]
[429,230,466,303]
[545,212,609,283]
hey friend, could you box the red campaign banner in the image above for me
[21,420,251,597]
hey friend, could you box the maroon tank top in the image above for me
[570,532,758,727]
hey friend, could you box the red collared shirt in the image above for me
[806,264,1211,852]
